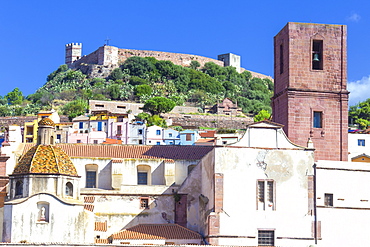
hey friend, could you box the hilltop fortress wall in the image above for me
[66,44,272,80]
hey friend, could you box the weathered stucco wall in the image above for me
[4,194,92,243]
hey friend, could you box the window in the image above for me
[156,130,161,135]
[156,142,160,145]
[86,171,97,188]
[117,105,126,109]
[257,180,274,210]
[137,165,151,185]
[79,122,83,129]
[15,180,23,197]
[56,134,61,140]
[93,140,98,144]
[65,182,73,197]
[258,230,275,246]
[98,122,102,131]
[169,133,173,137]
[140,197,149,209]
[324,193,333,206]
[117,125,122,135]
[138,172,148,185]
[138,129,143,135]
[186,133,192,141]
[280,44,284,74]
[358,139,365,146]
[138,139,143,144]
[312,40,323,70]
[313,111,322,128]
[77,140,81,143]
[95,104,104,107]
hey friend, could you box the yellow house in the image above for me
[23,110,60,143]
[351,153,370,163]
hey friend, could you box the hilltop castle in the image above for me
[65,43,271,80]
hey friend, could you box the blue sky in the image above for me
[0,0,369,106]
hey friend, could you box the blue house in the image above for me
[163,129,180,145]
[179,129,200,145]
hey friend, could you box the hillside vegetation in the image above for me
[0,57,273,119]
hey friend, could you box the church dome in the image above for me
[13,145,78,176]
[38,117,55,127]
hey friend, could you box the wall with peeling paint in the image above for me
[180,121,316,246]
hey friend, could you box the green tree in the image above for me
[5,88,24,105]
[189,60,201,70]
[254,109,271,122]
[121,56,155,78]
[135,84,153,97]
[143,97,176,115]
[110,68,124,81]
[349,98,370,129]
[60,99,88,120]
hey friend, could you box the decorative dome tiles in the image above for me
[13,145,78,176]
[38,117,55,127]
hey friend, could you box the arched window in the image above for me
[65,182,73,197]
[15,180,23,197]
[137,165,151,185]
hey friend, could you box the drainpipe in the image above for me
[313,162,318,245]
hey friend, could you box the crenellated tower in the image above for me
[65,43,82,65]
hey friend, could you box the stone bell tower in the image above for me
[272,22,349,161]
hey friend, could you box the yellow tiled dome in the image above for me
[13,145,78,176]
[38,117,55,127]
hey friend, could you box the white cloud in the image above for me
[348,75,370,106]
[347,12,361,22]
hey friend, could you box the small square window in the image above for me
[93,140,98,144]
[358,139,365,146]
[138,139,143,144]
[156,142,160,145]
[156,130,161,135]
[258,230,274,246]
[140,198,149,209]
[324,193,333,206]
[138,129,143,135]
[169,133,173,137]
[77,140,81,143]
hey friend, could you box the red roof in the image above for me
[200,130,215,138]
[23,144,213,160]
[111,224,202,240]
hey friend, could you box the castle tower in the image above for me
[218,53,241,72]
[65,43,82,65]
[272,22,349,161]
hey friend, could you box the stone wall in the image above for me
[163,113,253,129]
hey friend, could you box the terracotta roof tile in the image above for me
[23,144,213,161]
[38,117,55,127]
[200,131,215,138]
[95,221,107,232]
[111,224,202,240]
[84,204,94,212]
[95,238,109,244]
[14,145,78,176]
